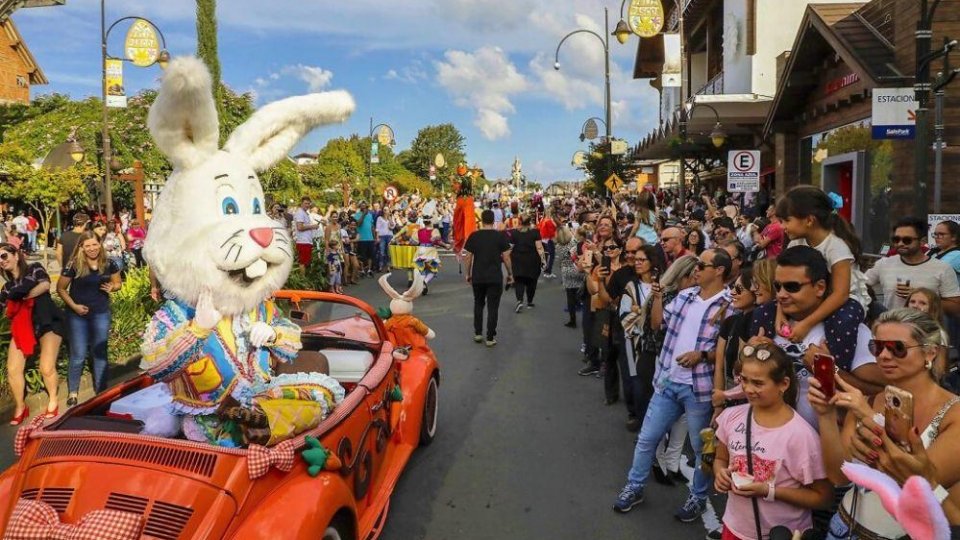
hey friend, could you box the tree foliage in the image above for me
[399,123,466,190]
[578,140,637,194]
[305,138,365,204]
[196,0,225,140]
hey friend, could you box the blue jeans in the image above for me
[544,239,556,274]
[626,381,714,499]
[67,310,110,394]
[378,235,393,270]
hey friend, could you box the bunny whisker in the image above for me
[220,229,244,248]
[224,243,240,262]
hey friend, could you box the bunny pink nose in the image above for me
[249,227,274,248]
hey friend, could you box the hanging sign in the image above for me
[429,164,437,181]
[124,19,161,67]
[727,150,760,192]
[628,0,665,38]
[583,119,599,140]
[571,151,587,167]
[377,125,393,146]
[370,142,380,164]
[105,59,126,108]
[434,153,446,168]
[872,88,917,139]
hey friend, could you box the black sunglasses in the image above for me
[773,280,811,293]
[868,339,927,358]
[602,245,622,252]
[892,236,918,244]
[695,261,716,270]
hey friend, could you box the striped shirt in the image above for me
[654,286,735,403]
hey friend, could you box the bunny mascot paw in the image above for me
[139,56,353,447]
[380,273,436,354]
[842,462,951,540]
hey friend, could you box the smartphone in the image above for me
[813,354,836,399]
[580,249,594,268]
[601,255,612,272]
[884,385,915,450]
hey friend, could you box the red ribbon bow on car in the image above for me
[13,415,46,457]
[247,439,297,479]
[2,498,143,540]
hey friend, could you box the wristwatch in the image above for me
[765,482,776,502]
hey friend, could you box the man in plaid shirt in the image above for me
[614,247,735,522]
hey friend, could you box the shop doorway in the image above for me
[821,151,869,248]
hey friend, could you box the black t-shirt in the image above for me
[0,262,49,303]
[59,229,82,269]
[62,259,120,314]
[606,266,635,302]
[719,312,752,379]
[465,229,511,284]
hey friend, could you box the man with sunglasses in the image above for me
[614,248,735,522]
[865,217,960,314]
[751,246,883,427]
[659,227,690,265]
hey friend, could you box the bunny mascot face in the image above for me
[139,57,350,447]
[380,273,435,355]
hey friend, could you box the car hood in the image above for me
[1,438,239,539]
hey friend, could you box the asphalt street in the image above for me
[0,258,722,539]
[373,258,720,540]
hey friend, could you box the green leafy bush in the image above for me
[283,258,330,292]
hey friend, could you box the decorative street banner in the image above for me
[370,142,379,164]
[628,0,665,38]
[105,59,126,108]
[124,19,161,67]
[727,150,760,192]
[872,88,917,139]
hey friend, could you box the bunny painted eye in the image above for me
[252,198,262,215]
[221,197,240,215]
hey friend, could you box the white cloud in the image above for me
[435,46,527,141]
[384,61,428,84]
[281,64,334,92]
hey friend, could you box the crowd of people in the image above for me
[480,184,960,540]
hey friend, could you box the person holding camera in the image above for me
[808,308,960,540]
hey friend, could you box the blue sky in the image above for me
[13,0,662,182]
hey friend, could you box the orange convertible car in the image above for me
[0,292,440,540]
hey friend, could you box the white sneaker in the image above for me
[515,301,524,313]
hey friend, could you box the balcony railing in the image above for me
[667,0,698,32]
[694,71,724,96]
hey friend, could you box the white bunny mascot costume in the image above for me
[140,57,351,447]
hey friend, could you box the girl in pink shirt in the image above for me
[714,343,832,539]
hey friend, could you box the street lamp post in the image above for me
[555,7,613,196]
[913,0,956,217]
[678,102,726,198]
[101,0,168,223]
[368,118,395,201]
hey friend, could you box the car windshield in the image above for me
[275,297,381,345]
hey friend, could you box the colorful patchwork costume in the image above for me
[141,300,344,447]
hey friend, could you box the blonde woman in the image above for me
[56,231,121,405]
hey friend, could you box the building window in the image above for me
[15,75,26,88]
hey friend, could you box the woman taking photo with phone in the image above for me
[585,235,624,404]
[0,243,64,423]
[808,308,960,539]
[57,231,121,406]
[714,343,832,540]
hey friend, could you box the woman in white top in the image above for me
[809,308,960,539]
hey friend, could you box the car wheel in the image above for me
[419,375,439,446]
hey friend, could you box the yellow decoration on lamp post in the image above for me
[124,18,161,67]
[627,0,665,38]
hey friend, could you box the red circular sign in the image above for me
[383,185,399,202]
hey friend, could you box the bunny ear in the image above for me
[378,274,402,301]
[223,91,355,172]
[899,477,952,540]
[147,56,220,170]
[841,462,903,518]
[403,272,424,301]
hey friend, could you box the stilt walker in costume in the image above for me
[452,165,477,273]
[139,57,353,447]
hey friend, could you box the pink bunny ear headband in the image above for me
[841,462,951,540]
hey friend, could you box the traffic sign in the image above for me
[604,173,624,193]
[429,164,436,181]
[383,184,399,202]
[727,150,760,192]
[872,88,917,139]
